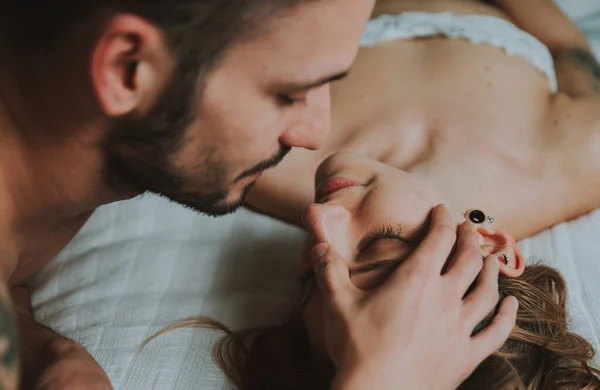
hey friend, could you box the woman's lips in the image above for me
[315,177,361,202]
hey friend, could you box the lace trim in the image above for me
[361,12,557,92]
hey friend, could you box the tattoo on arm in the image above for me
[0,286,18,390]
[563,47,600,95]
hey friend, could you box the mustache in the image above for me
[235,143,292,182]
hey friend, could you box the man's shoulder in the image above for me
[9,211,93,285]
[0,240,18,284]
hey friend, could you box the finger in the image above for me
[311,243,357,309]
[445,222,484,295]
[462,255,500,327]
[469,296,518,367]
[398,204,457,274]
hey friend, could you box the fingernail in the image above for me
[512,297,519,311]
[311,243,328,263]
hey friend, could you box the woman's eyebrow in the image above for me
[349,259,401,276]
[299,258,404,283]
[358,233,411,252]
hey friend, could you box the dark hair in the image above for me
[149,264,600,389]
[1,0,316,211]
[4,0,313,73]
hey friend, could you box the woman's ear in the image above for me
[477,223,525,278]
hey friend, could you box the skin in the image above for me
[0,0,375,388]
[248,0,600,241]
[305,204,518,390]
[299,151,525,363]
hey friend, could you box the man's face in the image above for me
[104,0,375,216]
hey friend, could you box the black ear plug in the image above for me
[468,209,486,224]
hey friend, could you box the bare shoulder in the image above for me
[10,211,93,285]
[549,94,600,207]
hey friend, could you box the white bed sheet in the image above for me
[32,195,307,390]
[30,2,600,389]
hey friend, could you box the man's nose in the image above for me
[279,85,331,150]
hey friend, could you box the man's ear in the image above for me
[477,224,525,278]
[90,14,175,117]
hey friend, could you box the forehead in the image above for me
[358,169,460,225]
[223,0,373,79]
[357,184,433,228]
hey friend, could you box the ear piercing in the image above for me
[468,209,486,224]
[467,209,495,225]
[467,209,505,264]
[496,252,510,265]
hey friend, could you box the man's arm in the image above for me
[9,211,111,390]
[12,284,112,390]
[493,0,600,98]
[0,282,19,390]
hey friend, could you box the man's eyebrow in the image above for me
[349,259,402,276]
[283,71,349,93]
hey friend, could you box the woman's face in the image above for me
[299,151,520,363]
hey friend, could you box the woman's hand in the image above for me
[312,205,518,390]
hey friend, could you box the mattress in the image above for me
[30,2,600,389]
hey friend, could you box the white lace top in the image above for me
[361,12,558,92]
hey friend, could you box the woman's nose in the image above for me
[302,203,351,244]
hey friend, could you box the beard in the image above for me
[101,61,290,217]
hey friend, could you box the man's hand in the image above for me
[311,205,518,390]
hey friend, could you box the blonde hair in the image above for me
[147,264,600,389]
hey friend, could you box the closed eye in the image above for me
[278,93,307,106]
[359,225,412,252]
[298,225,414,290]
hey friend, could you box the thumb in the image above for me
[311,243,356,307]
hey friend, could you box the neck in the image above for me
[0,43,124,256]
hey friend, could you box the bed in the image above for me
[30,1,600,389]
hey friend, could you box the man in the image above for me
[0,1,516,389]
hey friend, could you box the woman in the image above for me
[152,0,600,387]
[246,0,600,241]
[189,153,600,389]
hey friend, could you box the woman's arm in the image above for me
[493,0,600,99]
[492,0,589,49]
[553,47,600,99]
